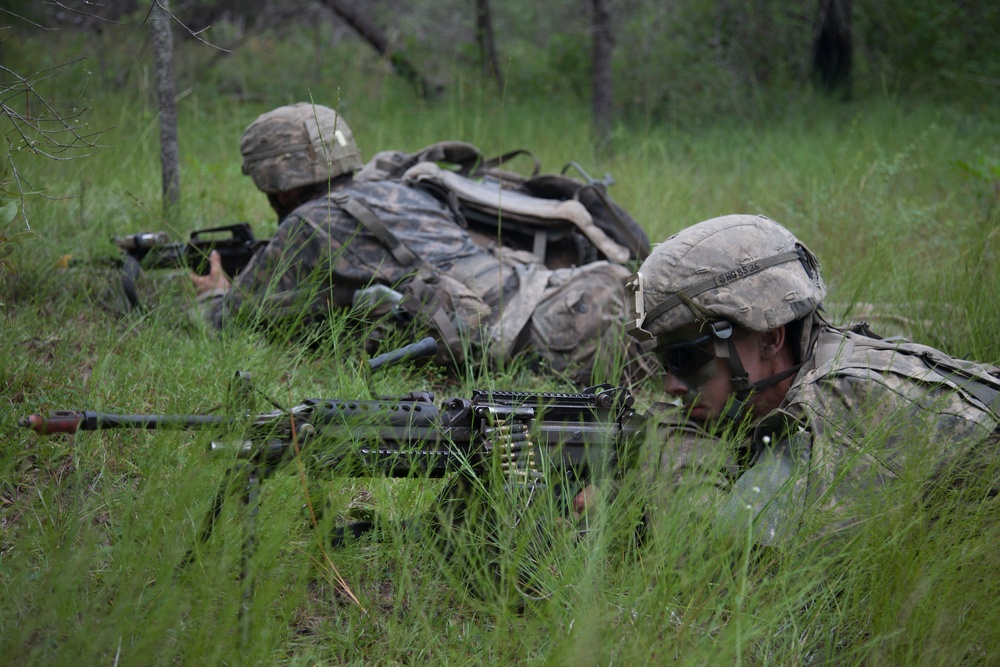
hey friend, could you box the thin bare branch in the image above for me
[5,154,31,229]
[0,59,88,91]
[41,1,121,24]
[0,61,110,158]
[0,58,110,232]
[0,8,57,30]
[140,0,230,53]
[0,3,115,237]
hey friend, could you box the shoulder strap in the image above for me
[332,192,419,267]
[354,141,487,183]
[920,350,1000,415]
[810,326,1000,417]
[479,148,541,179]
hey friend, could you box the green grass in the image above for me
[3,25,1000,666]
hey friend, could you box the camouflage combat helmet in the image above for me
[626,215,826,418]
[240,102,363,194]
[626,214,825,344]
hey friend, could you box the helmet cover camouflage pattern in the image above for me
[627,214,825,341]
[240,102,363,193]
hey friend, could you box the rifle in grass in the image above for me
[58,222,268,309]
[113,222,267,309]
[20,337,645,632]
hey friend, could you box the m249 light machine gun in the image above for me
[21,338,644,636]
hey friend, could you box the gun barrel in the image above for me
[20,410,235,435]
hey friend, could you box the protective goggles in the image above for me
[652,333,716,378]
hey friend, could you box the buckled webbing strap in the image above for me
[643,250,802,328]
[333,193,419,267]
[713,335,749,390]
[490,264,549,360]
[922,355,1000,416]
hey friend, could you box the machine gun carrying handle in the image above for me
[367,337,438,372]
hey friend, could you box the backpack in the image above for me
[353,141,650,269]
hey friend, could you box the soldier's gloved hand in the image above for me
[190,250,231,295]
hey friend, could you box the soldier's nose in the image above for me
[663,372,690,397]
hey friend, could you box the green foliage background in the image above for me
[2,4,1000,665]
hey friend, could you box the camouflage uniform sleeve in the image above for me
[204,180,494,331]
[641,403,744,539]
[196,288,230,331]
[204,210,353,329]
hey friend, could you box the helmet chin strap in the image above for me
[708,321,754,424]
[708,320,803,425]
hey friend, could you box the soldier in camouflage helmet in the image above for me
[621,214,1000,545]
[239,102,363,214]
[192,102,651,385]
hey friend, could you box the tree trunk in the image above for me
[812,0,852,97]
[475,0,504,92]
[592,0,614,154]
[152,0,180,218]
[316,0,437,97]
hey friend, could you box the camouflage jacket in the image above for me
[204,179,515,329]
[648,324,1000,545]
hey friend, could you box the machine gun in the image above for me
[111,223,267,309]
[20,338,644,636]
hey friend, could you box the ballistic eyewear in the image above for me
[653,333,716,378]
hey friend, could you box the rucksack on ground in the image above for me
[354,141,650,270]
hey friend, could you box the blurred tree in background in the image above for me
[8,0,995,122]
[2,0,997,233]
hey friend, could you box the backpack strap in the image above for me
[480,148,541,178]
[560,161,651,260]
[577,182,650,260]
[332,192,419,267]
[412,141,485,176]
[920,352,1000,415]
[810,326,1000,417]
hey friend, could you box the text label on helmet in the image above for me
[714,261,762,287]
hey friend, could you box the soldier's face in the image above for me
[657,325,762,424]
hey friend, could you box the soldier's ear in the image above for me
[759,326,786,359]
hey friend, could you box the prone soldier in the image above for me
[192,102,653,386]
[612,214,1000,544]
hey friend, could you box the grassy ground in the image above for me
[3,25,1000,666]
